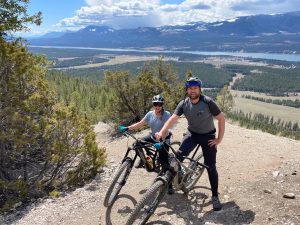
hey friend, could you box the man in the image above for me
[155,76,225,211]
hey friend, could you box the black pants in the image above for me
[142,134,170,167]
[178,130,219,196]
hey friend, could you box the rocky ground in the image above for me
[1,118,299,225]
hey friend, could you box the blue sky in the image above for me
[28,0,85,30]
[26,0,300,36]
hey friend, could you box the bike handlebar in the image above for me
[122,131,158,147]
[122,131,209,169]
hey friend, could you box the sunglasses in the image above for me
[153,102,163,107]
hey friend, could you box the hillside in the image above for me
[1,118,300,225]
[29,12,300,53]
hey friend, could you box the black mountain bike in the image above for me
[103,131,180,207]
[125,141,207,225]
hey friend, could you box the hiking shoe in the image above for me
[212,196,222,211]
[168,184,174,195]
[134,159,144,168]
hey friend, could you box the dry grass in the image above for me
[57,55,177,69]
[232,90,300,100]
[233,96,300,123]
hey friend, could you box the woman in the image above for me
[120,95,173,194]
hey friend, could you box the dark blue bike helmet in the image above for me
[185,77,203,88]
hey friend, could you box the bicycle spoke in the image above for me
[182,153,205,192]
[126,180,167,225]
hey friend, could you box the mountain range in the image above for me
[29,11,300,54]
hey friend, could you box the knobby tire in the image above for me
[103,158,132,207]
[125,180,167,225]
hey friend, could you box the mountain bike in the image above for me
[103,131,180,207]
[125,141,208,225]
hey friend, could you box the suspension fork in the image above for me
[135,147,146,163]
[122,147,138,164]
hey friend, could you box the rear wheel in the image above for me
[182,153,205,193]
[125,180,167,225]
[103,158,133,207]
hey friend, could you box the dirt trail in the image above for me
[2,118,300,225]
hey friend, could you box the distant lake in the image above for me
[30,45,300,62]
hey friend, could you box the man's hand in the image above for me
[211,112,225,148]
[153,143,161,150]
[208,138,222,147]
[155,131,164,141]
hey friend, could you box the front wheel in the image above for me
[103,158,133,207]
[182,153,205,193]
[125,180,167,225]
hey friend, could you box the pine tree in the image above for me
[0,0,42,38]
[216,85,234,114]
[0,36,106,213]
[292,122,299,131]
[103,60,183,125]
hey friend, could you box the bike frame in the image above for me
[155,142,208,190]
[122,132,161,172]
[124,137,211,224]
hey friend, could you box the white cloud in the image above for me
[57,0,162,29]
[55,0,300,30]
[159,4,179,12]
[230,0,300,14]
